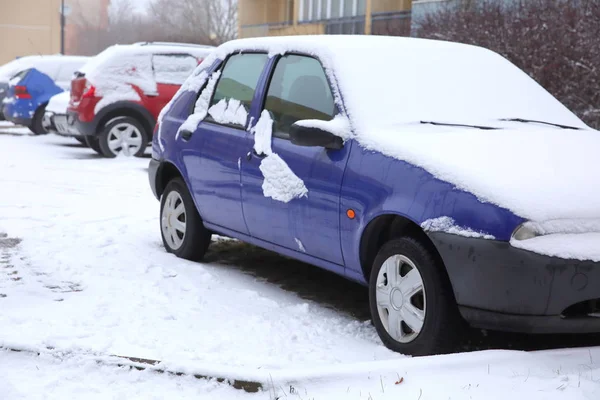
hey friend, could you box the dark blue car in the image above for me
[148,36,600,355]
[2,56,87,134]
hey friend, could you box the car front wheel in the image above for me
[369,237,462,356]
[98,117,147,158]
[160,178,211,261]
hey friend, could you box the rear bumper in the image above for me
[44,111,82,137]
[430,232,600,333]
[67,110,98,136]
[3,102,33,126]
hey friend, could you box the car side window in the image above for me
[206,53,268,128]
[153,54,199,85]
[264,55,335,139]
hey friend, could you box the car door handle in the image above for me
[180,129,193,141]
[247,150,267,161]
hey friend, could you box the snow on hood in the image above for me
[46,91,70,114]
[366,123,600,222]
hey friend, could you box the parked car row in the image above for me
[1,42,215,158]
[0,55,88,133]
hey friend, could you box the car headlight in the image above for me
[511,223,540,241]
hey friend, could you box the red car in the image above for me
[67,42,214,158]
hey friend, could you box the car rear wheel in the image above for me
[369,237,462,356]
[160,178,211,261]
[98,117,147,158]
[29,104,48,135]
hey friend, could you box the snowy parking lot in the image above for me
[1,124,600,399]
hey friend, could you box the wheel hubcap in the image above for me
[107,122,142,156]
[161,191,186,250]
[376,254,426,343]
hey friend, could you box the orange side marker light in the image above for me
[347,209,356,219]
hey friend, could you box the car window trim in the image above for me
[259,52,340,142]
[202,51,270,132]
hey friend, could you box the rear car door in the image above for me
[151,54,199,118]
[240,55,350,265]
[182,53,269,235]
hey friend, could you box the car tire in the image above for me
[84,136,102,154]
[29,104,48,135]
[369,237,462,356]
[160,178,211,261]
[98,117,148,158]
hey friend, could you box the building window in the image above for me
[300,0,365,22]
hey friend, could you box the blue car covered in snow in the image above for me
[1,56,88,134]
[148,36,600,356]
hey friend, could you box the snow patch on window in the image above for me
[208,98,248,127]
[295,114,353,141]
[421,217,495,240]
[260,154,308,203]
[252,110,308,203]
[510,233,600,262]
[176,71,221,140]
[295,238,306,253]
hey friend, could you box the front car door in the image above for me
[241,54,351,266]
[182,53,269,235]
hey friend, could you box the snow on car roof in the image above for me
[79,43,214,75]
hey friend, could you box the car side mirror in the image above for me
[289,122,344,150]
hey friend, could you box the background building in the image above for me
[0,0,109,64]
[238,0,413,38]
[0,0,65,64]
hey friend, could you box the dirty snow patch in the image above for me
[422,216,495,239]
[510,233,600,262]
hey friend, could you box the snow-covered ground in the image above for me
[0,121,30,135]
[1,129,599,399]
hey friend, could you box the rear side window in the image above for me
[153,54,199,85]
[264,55,335,138]
[209,53,268,115]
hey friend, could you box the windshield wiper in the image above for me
[420,121,499,130]
[500,118,580,130]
